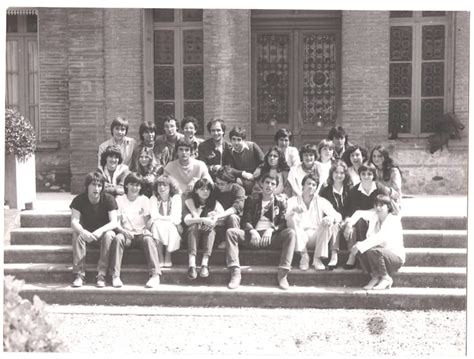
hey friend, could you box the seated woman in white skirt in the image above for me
[347,194,405,290]
[285,173,342,271]
[149,175,183,267]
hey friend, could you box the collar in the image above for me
[357,182,377,196]
[332,185,344,196]
[232,141,250,153]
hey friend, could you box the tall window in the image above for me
[389,11,453,138]
[6,12,39,136]
[145,9,204,135]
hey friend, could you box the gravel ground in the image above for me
[45,305,466,356]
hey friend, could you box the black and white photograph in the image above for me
[1,0,470,356]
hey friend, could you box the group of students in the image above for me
[70,115,405,291]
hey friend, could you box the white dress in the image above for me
[149,194,182,252]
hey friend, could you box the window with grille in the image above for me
[144,9,204,135]
[389,11,453,138]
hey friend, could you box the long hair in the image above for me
[326,159,353,189]
[370,145,402,182]
[136,147,157,176]
[191,178,217,214]
[257,146,290,178]
[138,121,156,142]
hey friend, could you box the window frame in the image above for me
[5,14,40,139]
[143,9,204,134]
[389,11,455,138]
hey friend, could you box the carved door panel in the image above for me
[251,28,339,150]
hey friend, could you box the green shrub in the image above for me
[3,276,66,352]
[4,107,36,162]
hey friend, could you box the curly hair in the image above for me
[341,145,368,168]
[299,144,319,162]
[257,146,290,178]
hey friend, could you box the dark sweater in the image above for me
[319,184,350,219]
[345,182,388,217]
[222,141,264,177]
[215,183,246,215]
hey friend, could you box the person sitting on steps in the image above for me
[225,173,296,290]
[70,171,118,288]
[112,172,162,288]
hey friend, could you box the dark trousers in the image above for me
[357,247,403,277]
[187,224,216,256]
[72,230,115,277]
[112,233,161,276]
[226,228,296,270]
[215,214,241,246]
[347,218,369,249]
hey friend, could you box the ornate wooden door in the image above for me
[251,11,341,150]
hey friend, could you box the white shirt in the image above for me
[351,211,405,262]
[116,194,150,235]
[287,164,317,197]
[286,195,342,230]
[283,146,301,168]
[149,194,182,226]
[315,160,332,190]
[255,199,273,231]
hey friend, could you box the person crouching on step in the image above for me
[346,194,405,290]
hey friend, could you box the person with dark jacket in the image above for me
[225,173,296,290]
[197,118,232,177]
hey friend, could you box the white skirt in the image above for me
[151,220,181,252]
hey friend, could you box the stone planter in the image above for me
[4,153,36,209]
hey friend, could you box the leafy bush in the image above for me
[5,107,36,162]
[3,276,66,352]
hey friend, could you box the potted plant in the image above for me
[4,108,37,209]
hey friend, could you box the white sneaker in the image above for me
[363,277,380,290]
[112,276,123,288]
[328,252,338,267]
[299,253,310,271]
[145,274,160,288]
[217,241,226,249]
[313,258,325,271]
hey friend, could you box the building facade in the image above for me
[5,8,469,194]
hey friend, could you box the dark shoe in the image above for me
[228,267,242,289]
[326,264,337,271]
[187,266,197,280]
[200,265,209,278]
[343,263,356,270]
[277,268,290,290]
[72,274,84,288]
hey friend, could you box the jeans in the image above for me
[112,233,161,276]
[72,230,115,277]
[225,228,296,270]
[215,214,240,246]
[187,224,216,256]
[357,247,404,277]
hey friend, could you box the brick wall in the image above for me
[67,8,106,193]
[104,9,144,141]
[341,11,390,148]
[37,9,71,191]
[203,9,251,139]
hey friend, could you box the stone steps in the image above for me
[17,283,466,310]
[3,245,467,267]
[4,263,466,288]
[6,207,467,311]
[10,227,468,248]
[19,211,468,230]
